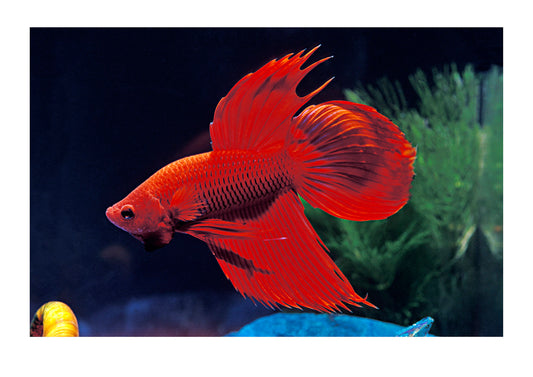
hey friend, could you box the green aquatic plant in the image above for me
[304,202,428,292]
[346,65,483,258]
[303,64,503,334]
[477,67,503,258]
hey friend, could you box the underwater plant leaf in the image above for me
[303,200,429,292]
[398,65,483,255]
[477,66,503,257]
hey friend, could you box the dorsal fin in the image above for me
[209,46,332,152]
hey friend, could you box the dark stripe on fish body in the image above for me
[210,243,271,276]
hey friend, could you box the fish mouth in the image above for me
[105,206,118,224]
[105,205,133,233]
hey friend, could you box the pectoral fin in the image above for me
[185,218,262,240]
[170,187,203,221]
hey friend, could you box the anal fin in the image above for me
[186,190,376,312]
[209,243,271,276]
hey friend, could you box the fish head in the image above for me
[106,189,174,251]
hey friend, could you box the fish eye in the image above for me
[120,205,135,220]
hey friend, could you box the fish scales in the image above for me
[157,150,293,218]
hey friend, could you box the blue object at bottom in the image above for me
[227,313,434,337]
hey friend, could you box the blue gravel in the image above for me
[227,313,434,337]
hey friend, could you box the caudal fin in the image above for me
[289,100,416,221]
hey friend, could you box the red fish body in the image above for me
[106,47,416,312]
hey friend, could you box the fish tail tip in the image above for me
[361,293,379,309]
[363,301,379,310]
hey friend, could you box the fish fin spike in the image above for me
[170,187,203,221]
[288,100,416,221]
[210,46,331,152]
[195,190,375,312]
[186,218,264,240]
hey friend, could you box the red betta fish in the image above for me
[106,46,416,312]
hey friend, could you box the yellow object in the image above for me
[30,301,79,337]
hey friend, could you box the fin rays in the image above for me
[210,46,332,152]
[196,190,375,312]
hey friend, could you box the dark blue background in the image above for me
[30,28,502,335]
